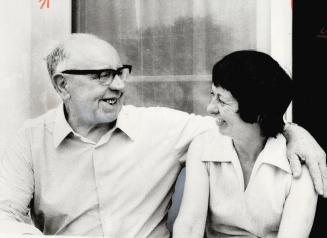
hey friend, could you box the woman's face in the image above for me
[207,84,249,138]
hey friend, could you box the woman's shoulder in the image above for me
[194,129,230,144]
[290,166,315,193]
[263,134,291,173]
[265,134,315,193]
[189,129,234,164]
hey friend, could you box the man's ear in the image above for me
[52,74,70,100]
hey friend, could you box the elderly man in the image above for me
[0,33,326,237]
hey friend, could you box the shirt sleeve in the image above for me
[277,166,317,238]
[155,107,216,163]
[176,114,216,163]
[173,132,210,238]
[0,126,40,234]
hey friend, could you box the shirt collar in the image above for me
[53,104,74,148]
[116,105,139,141]
[201,132,291,174]
[53,104,138,148]
[259,134,291,173]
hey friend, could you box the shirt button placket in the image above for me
[92,145,107,237]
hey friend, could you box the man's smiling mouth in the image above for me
[103,98,117,105]
[101,93,123,105]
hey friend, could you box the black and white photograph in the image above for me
[0,0,326,237]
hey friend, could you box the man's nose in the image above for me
[207,100,219,115]
[109,75,125,91]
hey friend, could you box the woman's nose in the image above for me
[207,100,219,115]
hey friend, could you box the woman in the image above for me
[173,50,317,238]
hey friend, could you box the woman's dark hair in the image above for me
[212,50,293,137]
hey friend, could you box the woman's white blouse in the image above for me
[198,132,305,238]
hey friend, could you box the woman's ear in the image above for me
[52,74,70,100]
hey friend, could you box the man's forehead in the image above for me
[56,36,121,72]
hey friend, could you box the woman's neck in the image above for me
[232,125,267,163]
[232,124,267,190]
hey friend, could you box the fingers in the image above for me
[317,153,327,197]
[321,166,327,198]
[288,154,302,178]
[306,157,324,196]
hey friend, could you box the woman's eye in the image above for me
[218,98,226,105]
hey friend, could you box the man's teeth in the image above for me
[105,98,117,105]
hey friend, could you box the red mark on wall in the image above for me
[39,0,50,9]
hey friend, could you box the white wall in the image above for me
[257,0,293,121]
[0,0,71,155]
[256,0,292,72]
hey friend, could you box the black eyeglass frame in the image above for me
[60,64,132,78]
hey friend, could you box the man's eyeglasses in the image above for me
[60,65,132,84]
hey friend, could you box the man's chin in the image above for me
[99,106,122,124]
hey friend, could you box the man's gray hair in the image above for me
[46,43,66,78]
[45,33,106,78]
